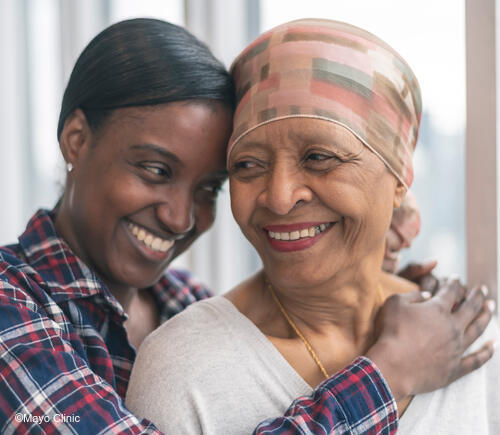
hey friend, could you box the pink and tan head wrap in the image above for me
[228,18,422,189]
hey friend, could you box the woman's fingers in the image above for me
[400,289,432,303]
[451,340,496,382]
[456,285,488,326]
[398,260,438,282]
[462,301,495,349]
[434,277,467,310]
[419,274,440,295]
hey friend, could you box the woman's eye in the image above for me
[233,161,257,170]
[141,164,170,178]
[306,152,332,161]
[303,151,343,171]
[229,157,267,180]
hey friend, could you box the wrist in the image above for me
[365,341,412,402]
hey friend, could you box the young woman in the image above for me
[0,18,493,434]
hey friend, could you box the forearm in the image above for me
[253,357,398,434]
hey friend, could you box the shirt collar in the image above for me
[18,209,125,316]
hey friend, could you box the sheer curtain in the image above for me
[0,0,110,246]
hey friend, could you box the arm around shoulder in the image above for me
[253,356,397,434]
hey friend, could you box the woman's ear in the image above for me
[58,109,92,169]
[393,181,407,209]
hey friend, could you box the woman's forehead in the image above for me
[234,118,364,154]
[228,18,421,189]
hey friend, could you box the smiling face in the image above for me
[228,118,405,288]
[57,101,232,290]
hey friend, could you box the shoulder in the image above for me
[143,296,233,353]
[0,243,30,277]
[153,268,213,319]
[0,254,70,355]
[0,246,44,312]
[399,317,500,433]
[126,297,240,422]
[162,268,212,296]
[130,296,243,387]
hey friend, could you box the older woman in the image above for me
[126,19,498,434]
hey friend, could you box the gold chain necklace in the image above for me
[266,280,385,381]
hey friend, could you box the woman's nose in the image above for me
[257,165,312,215]
[156,193,195,235]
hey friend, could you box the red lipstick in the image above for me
[263,222,336,253]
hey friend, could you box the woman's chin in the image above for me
[264,266,336,290]
[106,261,166,290]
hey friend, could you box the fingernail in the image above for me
[486,299,496,312]
[421,291,432,300]
[481,285,489,297]
[448,273,460,282]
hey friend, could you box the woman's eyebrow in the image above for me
[288,129,360,154]
[130,144,182,164]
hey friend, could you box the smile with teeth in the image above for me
[127,221,174,253]
[267,223,332,241]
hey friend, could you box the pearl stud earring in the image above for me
[66,162,74,173]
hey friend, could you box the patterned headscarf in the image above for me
[228,18,422,189]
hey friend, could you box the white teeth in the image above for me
[160,240,174,252]
[268,223,332,241]
[128,221,174,253]
[151,238,162,251]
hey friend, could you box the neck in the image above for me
[264,254,384,347]
[100,277,138,313]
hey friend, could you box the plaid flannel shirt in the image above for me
[0,209,398,434]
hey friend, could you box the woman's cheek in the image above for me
[229,182,246,224]
[198,203,217,233]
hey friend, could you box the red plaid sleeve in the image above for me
[0,292,160,434]
[254,356,398,434]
